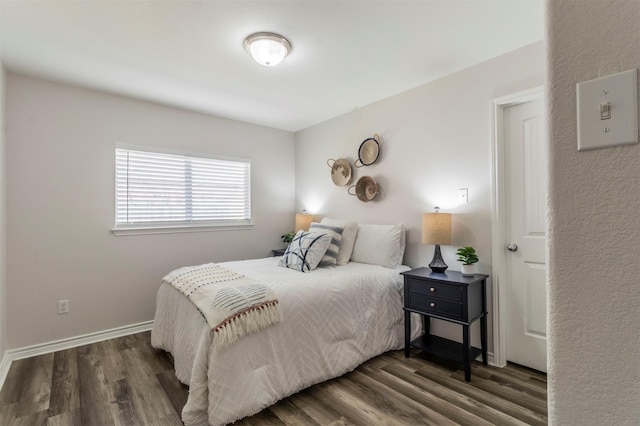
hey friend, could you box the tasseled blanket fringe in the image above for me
[212,300,281,352]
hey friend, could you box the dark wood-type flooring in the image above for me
[0,331,547,425]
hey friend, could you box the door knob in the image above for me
[507,243,518,252]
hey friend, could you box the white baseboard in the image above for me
[0,351,11,394]
[0,320,153,391]
[487,352,496,366]
[474,351,495,366]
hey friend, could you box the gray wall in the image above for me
[547,1,640,424]
[0,66,6,360]
[5,74,295,349]
[295,41,544,352]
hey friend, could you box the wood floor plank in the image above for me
[372,363,529,426]
[411,365,547,425]
[450,369,547,414]
[76,344,117,425]
[156,370,189,417]
[117,347,175,424]
[156,411,185,425]
[134,332,174,374]
[350,368,471,425]
[48,348,79,417]
[12,409,49,426]
[113,378,140,425]
[327,372,459,426]
[326,417,356,426]
[244,407,286,425]
[358,363,497,426]
[360,353,393,370]
[310,380,397,425]
[0,402,17,425]
[387,349,459,375]
[286,388,346,425]
[267,397,321,426]
[46,408,81,426]
[14,353,54,418]
[508,362,548,382]
[477,363,548,392]
[112,334,140,352]
[470,363,547,400]
[0,358,30,406]
[94,338,127,384]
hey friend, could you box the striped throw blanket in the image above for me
[163,263,281,352]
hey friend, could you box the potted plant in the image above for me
[281,231,295,245]
[456,246,479,276]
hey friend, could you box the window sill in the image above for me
[111,223,254,236]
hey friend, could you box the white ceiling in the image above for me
[0,1,544,132]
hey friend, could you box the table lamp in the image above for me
[422,207,452,273]
[295,213,315,232]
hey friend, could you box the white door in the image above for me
[504,98,548,372]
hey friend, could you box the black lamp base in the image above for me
[429,244,448,273]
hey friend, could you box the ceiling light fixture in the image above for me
[244,32,291,67]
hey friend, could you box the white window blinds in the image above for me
[115,148,251,228]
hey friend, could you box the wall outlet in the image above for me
[58,299,69,314]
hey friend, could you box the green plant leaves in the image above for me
[456,246,479,265]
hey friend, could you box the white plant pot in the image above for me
[461,264,475,276]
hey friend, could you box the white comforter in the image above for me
[151,257,421,426]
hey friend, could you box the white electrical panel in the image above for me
[576,68,638,151]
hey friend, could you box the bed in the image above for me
[151,221,422,426]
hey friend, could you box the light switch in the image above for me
[577,68,638,151]
[458,188,468,204]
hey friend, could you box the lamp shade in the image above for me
[422,212,452,245]
[295,213,315,232]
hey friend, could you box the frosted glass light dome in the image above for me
[244,32,291,67]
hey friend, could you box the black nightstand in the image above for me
[272,248,286,257]
[401,267,488,382]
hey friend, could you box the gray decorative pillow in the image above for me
[321,218,358,265]
[279,231,332,272]
[309,222,344,267]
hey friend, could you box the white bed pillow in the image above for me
[308,222,343,267]
[320,217,358,266]
[279,230,332,272]
[350,223,406,268]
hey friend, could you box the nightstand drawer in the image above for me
[406,293,463,320]
[406,278,462,302]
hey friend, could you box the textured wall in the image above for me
[295,41,544,351]
[547,1,640,424]
[6,74,295,349]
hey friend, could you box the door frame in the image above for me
[490,86,544,368]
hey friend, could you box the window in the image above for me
[114,147,251,233]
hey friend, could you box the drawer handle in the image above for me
[430,287,436,292]
[430,302,436,308]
